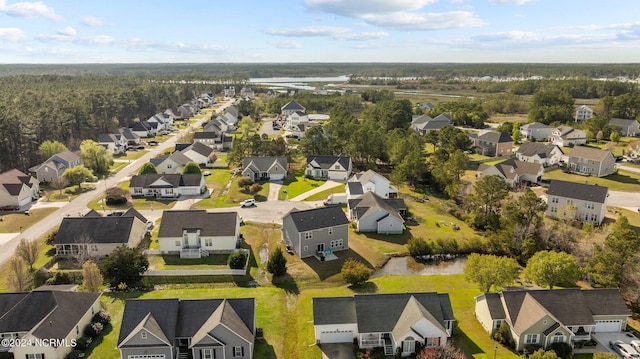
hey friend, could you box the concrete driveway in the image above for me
[320,343,356,359]
[592,332,640,355]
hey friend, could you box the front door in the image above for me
[317,243,324,252]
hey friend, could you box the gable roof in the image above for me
[129,174,203,188]
[118,299,179,348]
[349,192,404,222]
[547,180,608,203]
[347,182,363,195]
[0,169,34,187]
[479,293,506,319]
[568,146,614,162]
[0,291,99,340]
[122,208,148,223]
[306,155,351,170]
[281,100,305,112]
[521,122,554,130]
[609,118,638,128]
[242,156,287,173]
[477,131,513,143]
[516,142,563,158]
[313,297,356,325]
[392,296,447,339]
[54,216,136,244]
[190,299,254,346]
[184,142,215,158]
[479,158,542,180]
[284,206,349,232]
[158,210,237,237]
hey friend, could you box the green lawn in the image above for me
[278,170,325,200]
[87,182,176,211]
[148,254,231,270]
[303,184,346,201]
[0,208,58,233]
[543,168,640,192]
[212,177,269,208]
[0,233,55,292]
[193,169,234,208]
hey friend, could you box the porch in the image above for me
[314,247,338,262]
[359,333,394,356]
[180,246,210,259]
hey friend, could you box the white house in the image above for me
[575,105,593,122]
[515,142,564,167]
[347,169,398,199]
[129,174,205,198]
[519,122,555,141]
[348,192,405,234]
[550,126,587,147]
[478,158,544,187]
[305,155,352,181]
[0,169,40,209]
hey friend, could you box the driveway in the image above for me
[592,332,639,355]
[259,118,281,137]
[268,181,282,201]
[320,343,356,359]
[289,180,343,201]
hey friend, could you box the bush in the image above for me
[549,342,572,359]
[266,247,287,277]
[356,348,385,359]
[92,310,111,325]
[492,322,513,348]
[249,183,263,194]
[228,250,247,269]
[74,337,92,351]
[341,258,371,286]
[65,349,85,359]
[84,322,103,338]
[105,187,128,205]
[524,344,543,356]
[46,271,71,285]
[406,237,433,257]
[238,177,254,191]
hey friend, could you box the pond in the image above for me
[377,256,467,276]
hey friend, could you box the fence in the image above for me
[143,248,250,277]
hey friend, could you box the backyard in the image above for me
[543,168,640,192]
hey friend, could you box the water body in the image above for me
[247,75,350,90]
[378,256,466,276]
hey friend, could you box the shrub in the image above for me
[548,342,572,359]
[105,187,128,205]
[46,271,71,285]
[84,322,103,338]
[65,349,85,359]
[92,310,111,325]
[266,247,287,277]
[492,322,513,348]
[228,250,247,269]
[74,337,91,351]
[524,344,543,356]
[406,237,432,257]
[249,183,263,194]
[238,177,254,191]
[341,258,371,286]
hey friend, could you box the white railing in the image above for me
[180,248,202,259]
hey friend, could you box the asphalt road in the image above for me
[0,98,236,265]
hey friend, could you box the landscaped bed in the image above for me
[147,253,232,270]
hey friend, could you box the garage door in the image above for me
[127,355,165,359]
[321,330,353,344]
[595,320,622,332]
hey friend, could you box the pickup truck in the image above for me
[323,193,347,205]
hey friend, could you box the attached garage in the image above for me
[320,329,355,344]
[595,320,623,333]
[269,173,285,181]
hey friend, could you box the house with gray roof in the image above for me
[314,292,454,357]
[119,126,145,143]
[29,150,81,183]
[475,288,629,351]
[282,206,349,260]
[242,157,288,182]
[0,169,39,209]
[281,100,306,116]
[129,174,205,198]
[609,118,640,137]
[54,210,148,258]
[567,146,615,177]
[473,132,514,157]
[347,169,398,200]
[193,132,233,151]
[0,290,101,359]
[410,114,452,136]
[158,210,240,258]
[182,142,217,168]
[147,112,173,131]
[305,155,352,181]
[98,133,127,155]
[519,122,555,141]
[348,192,405,234]
[545,180,608,225]
[515,142,564,167]
[118,297,256,359]
[550,126,587,147]
[478,158,544,187]
[153,151,192,174]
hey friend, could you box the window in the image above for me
[90,244,98,252]
[202,349,214,359]
[334,165,340,170]
[205,238,212,246]
[402,337,415,353]
[550,207,557,213]
[551,332,565,344]
[303,246,308,252]
[304,232,313,240]
[330,239,343,248]
[26,355,44,359]
[167,164,172,168]
[524,334,539,344]
[175,240,181,247]
[141,331,147,339]
[425,337,440,347]
[233,346,244,357]
[328,227,333,235]
[591,214,598,222]
[551,197,558,204]
[76,325,79,335]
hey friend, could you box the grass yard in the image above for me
[193,169,234,209]
[0,208,58,233]
[147,254,231,270]
[543,168,640,192]
[278,170,325,200]
[212,177,269,207]
[0,234,54,292]
[303,184,346,201]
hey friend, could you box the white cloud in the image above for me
[80,16,106,27]
[0,27,26,42]
[305,0,436,17]
[264,26,388,41]
[363,11,486,30]
[57,26,76,37]
[488,0,531,4]
[270,40,303,49]
[0,0,61,20]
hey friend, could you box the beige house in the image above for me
[473,132,514,157]
[475,288,629,351]
[0,169,40,209]
[515,142,564,167]
[567,146,615,177]
[478,158,543,187]
[545,180,608,225]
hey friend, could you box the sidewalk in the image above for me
[289,180,342,201]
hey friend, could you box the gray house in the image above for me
[348,192,405,234]
[118,298,256,359]
[609,118,640,137]
[242,157,288,181]
[567,146,615,177]
[282,206,349,260]
[29,150,81,183]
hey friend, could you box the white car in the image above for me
[239,199,256,208]
[610,340,640,359]
[631,340,640,353]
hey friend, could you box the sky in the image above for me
[1,0,640,64]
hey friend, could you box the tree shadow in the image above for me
[348,281,378,294]
[303,249,375,281]
[254,338,277,359]
[271,273,299,294]
[453,328,484,358]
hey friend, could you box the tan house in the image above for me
[0,169,40,209]
[478,158,543,187]
[473,132,514,157]
[545,180,608,225]
[475,288,629,351]
[567,146,615,177]
[515,142,564,167]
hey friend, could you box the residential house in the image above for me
[417,103,435,111]
[410,114,452,136]
[515,142,564,167]
[225,105,239,119]
[305,155,352,181]
[158,210,240,258]
[567,146,615,177]
[181,142,217,168]
[54,208,148,258]
[29,150,81,183]
[314,292,454,357]
[147,113,173,131]
[282,206,349,259]
[165,108,184,121]
[177,103,197,119]
[519,122,555,141]
[0,169,39,209]
[545,180,608,225]
[475,288,629,351]
[550,126,587,147]
[240,87,255,99]
[281,100,306,116]
[117,127,143,145]
[204,118,225,134]
[473,132,514,157]
[346,169,398,199]
[193,132,234,151]
[478,158,544,187]
[118,297,256,359]
[153,151,193,174]
[224,85,236,97]
[284,121,319,139]
[348,192,405,234]
[0,290,101,359]
[609,118,640,137]
[98,133,127,155]
[575,105,594,122]
[129,120,155,138]
[217,111,239,130]
[242,156,288,181]
[129,173,205,197]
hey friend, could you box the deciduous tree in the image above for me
[139,162,157,175]
[62,165,93,191]
[464,254,520,293]
[7,256,32,291]
[39,140,67,160]
[588,216,640,287]
[341,258,371,286]
[82,260,103,292]
[99,245,148,288]
[182,161,202,175]
[80,139,112,175]
[524,251,581,289]
[15,238,39,272]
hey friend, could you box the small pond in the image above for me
[377,256,466,276]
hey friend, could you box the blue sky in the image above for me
[1,0,640,63]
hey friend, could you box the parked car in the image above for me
[148,140,159,146]
[610,340,640,359]
[239,199,256,208]
[202,171,211,176]
[631,340,640,353]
